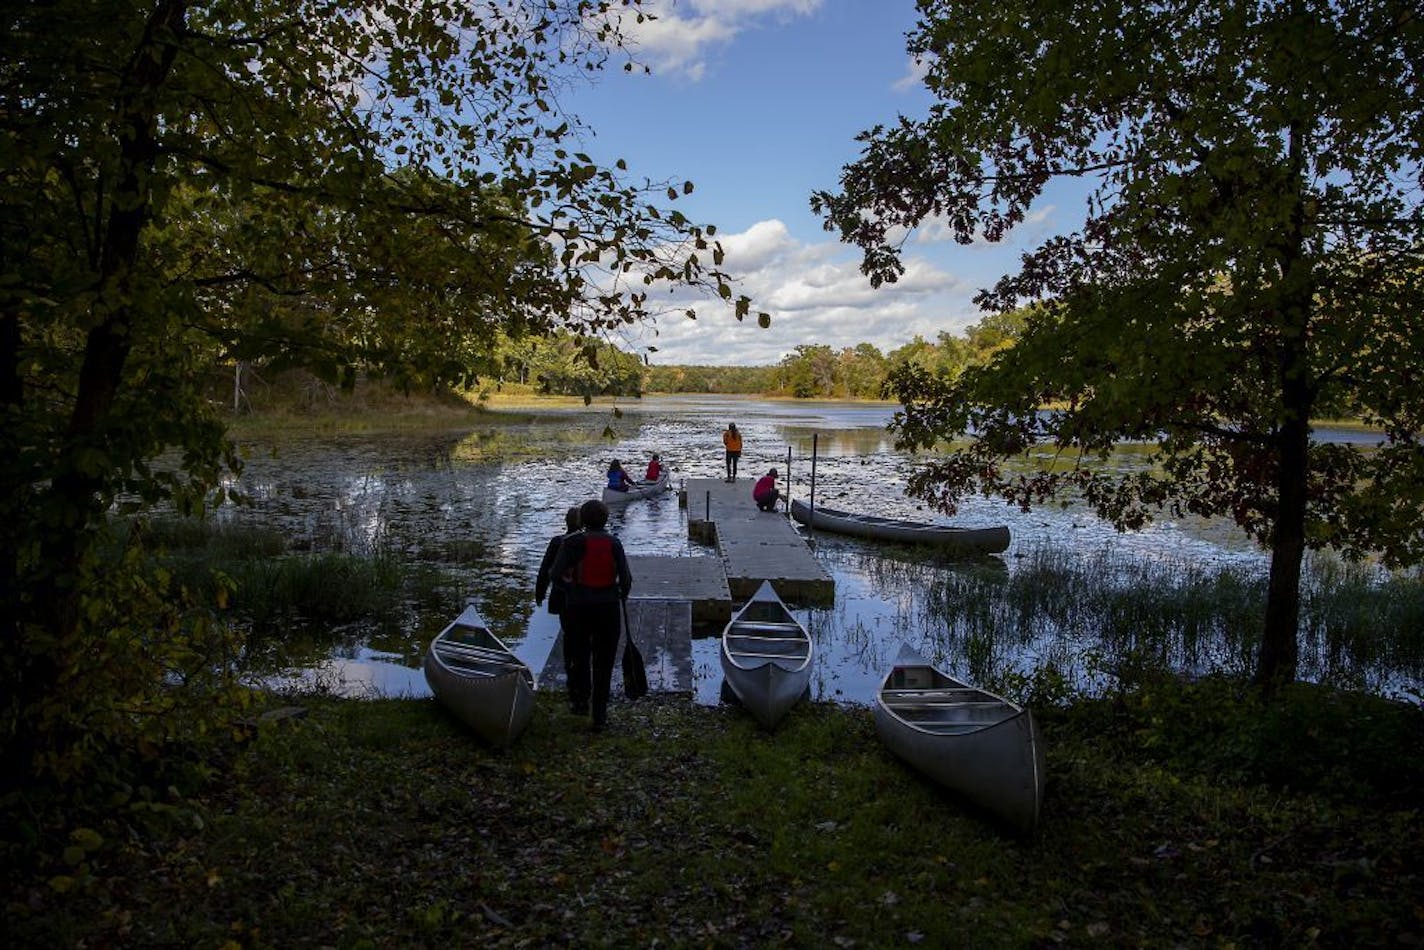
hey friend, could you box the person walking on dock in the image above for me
[550,499,633,731]
[722,422,743,482]
[535,506,582,711]
[752,468,782,512]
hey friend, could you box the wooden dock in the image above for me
[681,476,835,605]
[626,554,731,626]
[538,598,694,695]
[536,483,833,697]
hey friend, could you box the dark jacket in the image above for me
[550,529,633,607]
[535,531,575,613]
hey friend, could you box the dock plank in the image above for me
[537,598,693,695]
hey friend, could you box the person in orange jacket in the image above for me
[722,423,742,482]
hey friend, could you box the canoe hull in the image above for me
[602,471,671,505]
[424,603,536,748]
[720,581,812,729]
[790,499,1009,555]
[874,644,1044,834]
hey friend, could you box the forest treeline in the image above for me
[496,308,1029,400]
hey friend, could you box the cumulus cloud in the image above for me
[622,0,824,79]
[892,54,930,92]
[908,205,1059,248]
[619,219,984,366]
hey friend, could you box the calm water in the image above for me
[223,395,1400,704]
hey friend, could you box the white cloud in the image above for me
[622,0,824,80]
[893,53,929,92]
[620,219,984,366]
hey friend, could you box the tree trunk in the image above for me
[1257,412,1308,692]
[16,2,189,770]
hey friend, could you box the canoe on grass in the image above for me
[874,643,1044,834]
[423,601,536,748]
[602,471,671,505]
[720,581,812,729]
[790,498,1009,555]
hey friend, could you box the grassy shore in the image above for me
[6,680,1420,948]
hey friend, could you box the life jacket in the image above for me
[646,461,661,481]
[607,469,626,490]
[576,534,617,588]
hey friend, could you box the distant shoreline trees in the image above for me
[627,308,1029,398]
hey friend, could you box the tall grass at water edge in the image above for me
[917,544,1424,704]
[135,517,464,667]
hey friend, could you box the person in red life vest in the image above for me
[606,458,634,492]
[645,453,663,482]
[534,506,582,696]
[550,499,633,730]
[752,468,781,512]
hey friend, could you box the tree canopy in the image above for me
[1,0,762,783]
[815,0,1424,690]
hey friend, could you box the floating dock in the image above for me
[538,598,694,695]
[537,482,834,696]
[681,477,835,605]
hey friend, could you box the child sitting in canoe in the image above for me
[606,459,634,492]
[645,453,663,482]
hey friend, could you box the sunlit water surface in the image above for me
[218,396,1413,705]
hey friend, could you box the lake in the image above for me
[219,395,1414,705]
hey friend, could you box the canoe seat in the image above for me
[732,621,803,634]
[885,700,1006,710]
[729,650,808,662]
[881,688,985,701]
[436,641,518,661]
[726,633,806,644]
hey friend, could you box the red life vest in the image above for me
[576,534,617,588]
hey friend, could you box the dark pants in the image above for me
[726,450,740,478]
[563,601,621,725]
[755,487,780,511]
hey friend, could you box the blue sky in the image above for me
[561,0,1086,367]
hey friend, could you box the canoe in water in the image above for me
[602,471,671,505]
[790,499,1009,555]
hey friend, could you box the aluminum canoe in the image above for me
[423,601,536,748]
[720,581,812,729]
[790,498,1009,555]
[602,471,671,505]
[874,643,1044,834]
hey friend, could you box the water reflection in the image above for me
[220,397,1416,705]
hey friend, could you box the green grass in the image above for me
[4,683,1419,948]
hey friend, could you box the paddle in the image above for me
[620,598,649,700]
